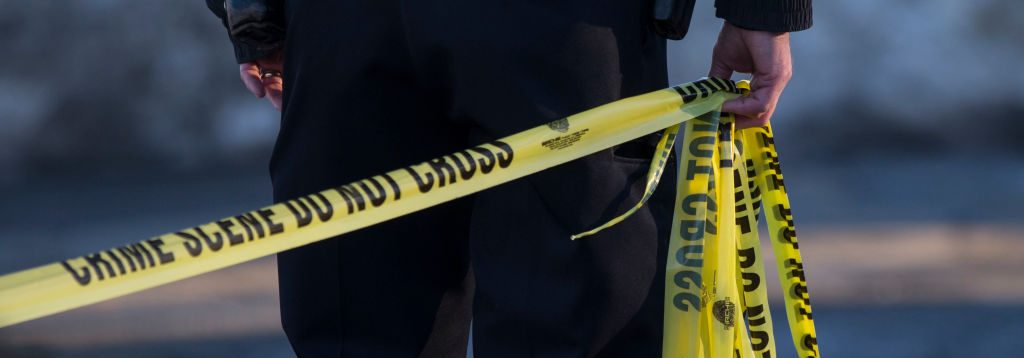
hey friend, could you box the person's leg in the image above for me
[272,1,472,356]
[407,0,674,356]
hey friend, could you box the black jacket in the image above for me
[207,0,813,64]
[206,0,278,65]
[716,0,813,32]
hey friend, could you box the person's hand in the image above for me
[239,51,284,111]
[709,22,793,129]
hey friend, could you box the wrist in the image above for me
[725,21,786,37]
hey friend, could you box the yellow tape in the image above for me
[606,80,817,357]
[0,79,734,328]
[662,109,720,357]
[743,126,820,358]
[571,123,680,240]
[734,137,778,357]
[0,78,818,358]
[709,119,740,357]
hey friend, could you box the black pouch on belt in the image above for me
[225,0,285,52]
[652,0,696,40]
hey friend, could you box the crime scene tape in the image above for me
[655,113,820,358]
[0,77,818,358]
[568,82,820,357]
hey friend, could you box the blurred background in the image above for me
[1,0,1022,357]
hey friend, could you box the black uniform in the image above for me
[207,1,811,356]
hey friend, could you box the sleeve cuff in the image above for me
[715,0,813,32]
[232,41,279,64]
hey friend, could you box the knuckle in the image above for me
[779,68,793,81]
[753,102,770,115]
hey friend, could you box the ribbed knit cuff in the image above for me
[715,0,813,32]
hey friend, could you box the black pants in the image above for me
[272,1,675,356]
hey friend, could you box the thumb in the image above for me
[721,95,768,119]
[722,73,785,118]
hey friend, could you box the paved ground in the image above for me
[5,303,1024,358]
[2,225,1023,357]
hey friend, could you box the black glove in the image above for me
[225,0,285,53]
